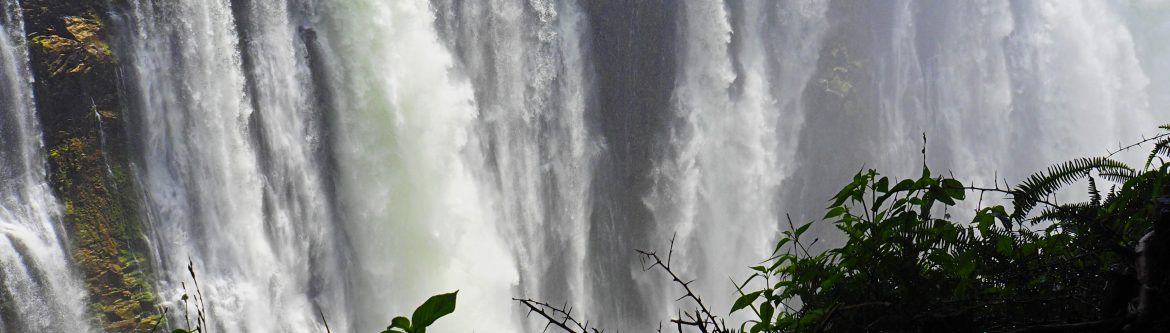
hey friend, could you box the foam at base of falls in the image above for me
[318,0,521,330]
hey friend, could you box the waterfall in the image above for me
[2,0,1167,331]
[647,0,832,322]
[431,0,596,329]
[118,0,347,331]
[0,1,93,331]
[118,0,524,330]
[304,0,524,330]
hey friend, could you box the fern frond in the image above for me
[1031,202,1095,228]
[1088,177,1100,207]
[1099,168,1139,183]
[1012,157,1134,220]
[1030,208,1068,225]
[1145,135,1170,170]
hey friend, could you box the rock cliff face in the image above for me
[21,0,158,331]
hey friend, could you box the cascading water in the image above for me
[653,0,1165,321]
[2,0,1167,332]
[313,0,525,329]
[647,0,831,323]
[775,0,1164,237]
[0,1,92,331]
[118,0,346,331]
[430,0,596,329]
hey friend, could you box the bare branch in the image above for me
[637,236,727,333]
[514,298,604,333]
[1107,132,1170,158]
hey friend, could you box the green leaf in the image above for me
[759,301,775,323]
[837,224,864,240]
[772,237,791,255]
[751,321,767,333]
[172,330,191,333]
[889,179,916,193]
[1021,242,1037,255]
[941,178,965,200]
[390,316,411,330]
[936,191,956,205]
[411,291,458,329]
[731,291,762,314]
[974,211,994,234]
[820,274,841,291]
[957,259,976,277]
[831,174,860,206]
[794,222,813,237]
[874,176,890,193]
[995,237,1014,256]
[824,206,848,220]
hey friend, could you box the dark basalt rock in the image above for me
[21,0,160,331]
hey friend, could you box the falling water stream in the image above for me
[2,0,1167,331]
[0,0,93,331]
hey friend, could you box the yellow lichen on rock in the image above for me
[29,15,111,75]
[64,16,112,61]
[31,35,78,51]
[24,2,163,331]
[47,134,160,332]
[64,16,98,40]
[819,45,863,100]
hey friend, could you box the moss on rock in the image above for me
[46,135,160,332]
[22,0,162,331]
[817,44,864,102]
[27,14,111,75]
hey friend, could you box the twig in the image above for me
[787,215,812,258]
[513,298,603,333]
[318,308,332,333]
[637,235,726,333]
[1107,132,1170,158]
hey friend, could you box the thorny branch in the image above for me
[637,235,727,333]
[516,235,729,333]
[514,298,604,333]
[1106,132,1170,158]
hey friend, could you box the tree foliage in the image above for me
[523,125,1170,333]
[733,126,1170,332]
